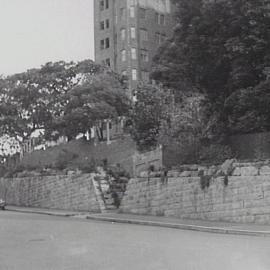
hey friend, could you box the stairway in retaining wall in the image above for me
[91,166,130,213]
[91,173,118,213]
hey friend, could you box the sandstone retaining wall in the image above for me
[0,174,100,212]
[120,161,270,224]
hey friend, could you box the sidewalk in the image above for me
[5,205,86,217]
[5,205,270,237]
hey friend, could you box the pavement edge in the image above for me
[86,215,270,237]
[4,206,270,237]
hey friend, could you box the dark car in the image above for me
[0,199,6,210]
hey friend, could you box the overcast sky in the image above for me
[0,0,95,76]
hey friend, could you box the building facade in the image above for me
[94,0,175,96]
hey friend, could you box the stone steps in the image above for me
[92,174,117,212]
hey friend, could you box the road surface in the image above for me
[0,211,270,270]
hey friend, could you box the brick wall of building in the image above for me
[0,174,100,212]
[120,161,270,224]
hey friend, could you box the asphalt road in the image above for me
[0,211,270,270]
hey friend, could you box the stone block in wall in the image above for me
[205,166,218,176]
[139,171,148,178]
[245,205,270,216]
[180,171,198,177]
[255,214,270,224]
[179,164,199,171]
[167,170,180,178]
[164,209,177,217]
[260,166,270,175]
[240,166,258,176]
[213,201,243,212]
[240,215,255,223]
[234,162,257,167]
[232,167,241,176]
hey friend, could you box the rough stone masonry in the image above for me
[120,161,270,225]
[0,174,100,212]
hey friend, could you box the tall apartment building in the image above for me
[94,0,175,96]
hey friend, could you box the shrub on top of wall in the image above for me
[53,150,78,170]
[77,157,97,173]
[198,143,234,165]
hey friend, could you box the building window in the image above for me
[155,13,166,25]
[130,7,135,18]
[100,21,105,30]
[132,69,137,81]
[105,58,111,67]
[120,28,126,41]
[155,12,159,23]
[131,27,136,39]
[106,19,110,29]
[120,8,126,20]
[139,8,146,19]
[140,49,149,62]
[105,0,109,9]
[155,32,166,44]
[100,0,104,11]
[100,39,105,50]
[141,71,149,82]
[105,37,110,48]
[121,50,126,62]
[160,14,165,25]
[131,48,137,60]
[140,29,148,41]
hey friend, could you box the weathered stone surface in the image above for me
[232,167,241,176]
[120,163,270,225]
[260,166,270,175]
[180,171,198,177]
[139,171,148,178]
[0,174,100,212]
[220,159,236,175]
[206,166,218,176]
[240,166,259,176]
[167,170,180,177]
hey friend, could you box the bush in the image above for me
[53,150,78,170]
[198,143,234,164]
[78,157,97,173]
[107,164,130,179]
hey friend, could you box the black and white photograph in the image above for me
[1,0,270,269]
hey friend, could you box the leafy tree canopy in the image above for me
[129,84,172,151]
[0,60,129,142]
[47,70,130,141]
[152,0,270,135]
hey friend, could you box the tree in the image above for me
[158,92,205,145]
[46,69,130,141]
[224,78,270,133]
[0,60,105,142]
[129,84,171,151]
[152,0,270,135]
